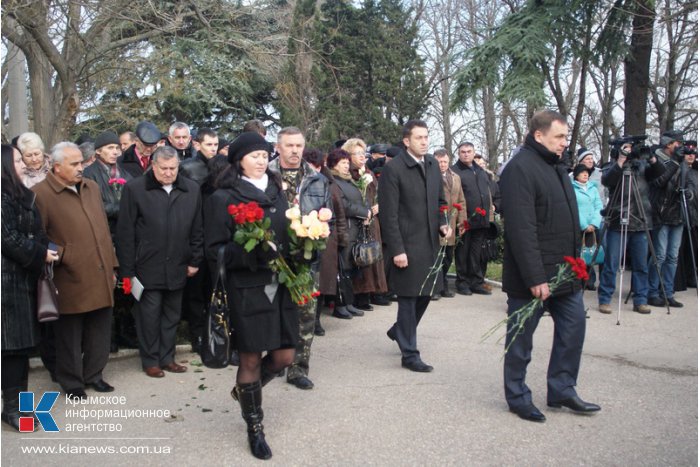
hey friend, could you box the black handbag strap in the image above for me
[44,261,54,280]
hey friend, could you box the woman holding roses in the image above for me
[203,132,297,460]
[342,139,388,309]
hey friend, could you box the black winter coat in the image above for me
[649,149,683,226]
[203,176,297,352]
[601,156,666,232]
[378,150,446,296]
[116,170,203,289]
[499,134,582,299]
[452,160,492,229]
[333,175,369,269]
[1,190,48,351]
[179,153,210,187]
[83,160,133,236]
[117,145,147,179]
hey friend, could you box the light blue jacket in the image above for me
[572,179,603,230]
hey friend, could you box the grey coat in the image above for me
[378,150,447,296]
[333,175,370,268]
[1,190,48,351]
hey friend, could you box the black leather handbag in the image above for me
[37,262,60,323]
[351,223,383,267]
[201,247,231,369]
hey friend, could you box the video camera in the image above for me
[608,135,652,161]
[683,140,697,156]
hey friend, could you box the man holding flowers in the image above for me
[499,110,600,423]
[379,120,450,373]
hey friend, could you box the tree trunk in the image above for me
[623,0,655,135]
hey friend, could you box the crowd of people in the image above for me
[1,113,697,458]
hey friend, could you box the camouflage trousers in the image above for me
[287,271,319,380]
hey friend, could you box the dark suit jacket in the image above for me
[378,150,446,296]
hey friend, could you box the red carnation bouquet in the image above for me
[419,203,463,295]
[482,256,589,355]
[117,277,132,295]
[460,206,487,233]
[228,201,324,305]
[108,178,127,200]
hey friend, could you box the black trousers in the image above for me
[455,228,488,289]
[55,307,112,391]
[388,296,431,363]
[440,245,455,285]
[134,289,183,368]
[504,291,586,409]
[1,354,29,391]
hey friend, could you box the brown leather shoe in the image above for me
[144,366,165,378]
[162,362,187,373]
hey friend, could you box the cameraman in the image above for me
[597,140,666,315]
[647,131,686,308]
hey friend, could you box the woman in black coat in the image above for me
[326,148,370,318]
[1,145,58,431]
[203,133,297,460]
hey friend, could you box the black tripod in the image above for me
[587,162,669,324]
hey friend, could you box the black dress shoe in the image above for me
[471,285,492,295]
[456,286,472,296]
[314,323,326,336]
[401,359,433,372]
[440,289,455,298]
[87,380,115,393]
[287,376,314,390]
[585,283,597,291]
[331,307,353,319]
[547,395,600,413]
[389,293,399,302]
[667,298,683,308]
[190,336,203,354]
[354,303,374,311]
[509,404,546,422]
[65,389,87,400]
[386,327,396,342]
[647,296,666,307]
[346,305,365,316]
[371,295,391,306]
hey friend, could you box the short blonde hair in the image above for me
[341,138,367,154]
[17,132,45,155]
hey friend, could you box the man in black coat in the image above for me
[117,121,161,178]
[499,110,600,422]
[116,146,203,378]
[452,142,493,295]
[379,120,449,372]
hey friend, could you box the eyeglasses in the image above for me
[351,151,366,157]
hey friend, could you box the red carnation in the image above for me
[475,207,486,216]
[439,205,449,214]
[462,220,470,231]
[122,277,132,295]
[452,203,463,211]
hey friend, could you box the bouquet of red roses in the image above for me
[481,256,589,355]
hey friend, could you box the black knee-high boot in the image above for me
[231,355,278,403]
[236,381,272,460]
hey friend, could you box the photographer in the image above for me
[647,131,687,308]
[597,139,666,315]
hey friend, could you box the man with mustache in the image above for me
[32,142,118,399]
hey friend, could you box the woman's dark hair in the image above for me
[302,148,325,169]
[326,148,350,170]
[1,144,30,199]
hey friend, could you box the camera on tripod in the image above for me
[608,135,651,161]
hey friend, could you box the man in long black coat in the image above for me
[379,120,448,372]
[499,110,600,422]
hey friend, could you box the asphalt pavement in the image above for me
[2,279,697,466]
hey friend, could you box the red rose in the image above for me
[228,204,238,216]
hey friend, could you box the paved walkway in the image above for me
[2,281,697,466]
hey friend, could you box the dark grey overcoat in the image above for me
[378,150,447,296]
